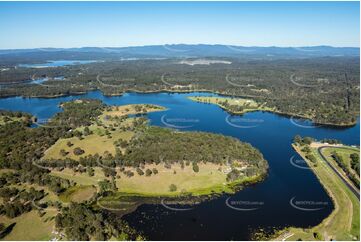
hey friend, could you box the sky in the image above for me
[0,1,359,49]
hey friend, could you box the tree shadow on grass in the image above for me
[0,222,16,239]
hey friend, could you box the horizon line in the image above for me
[0,44,360,51]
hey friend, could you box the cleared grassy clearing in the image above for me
[59,185,96,203]
[43,129,134,160]
[282,144,360,241]
[189,96,258,107]
[0,210,57,241]
[0,116,23,125]
[51,163,235,196]
[51,168,105,187]
[99,104,165,124]
[188,96,274,114]
[42,104,165,161]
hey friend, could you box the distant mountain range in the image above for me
[0,45,359,61]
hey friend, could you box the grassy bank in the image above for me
[58,185,97,203]
[51,164,265,198]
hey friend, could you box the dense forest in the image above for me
[0,100,108,236]
[122,126,267,177]
[0,56,359,125]
[55,203,143,240]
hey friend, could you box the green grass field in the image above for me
[51,163,236,197]
[58,185,96,203]
[0,210,57,241]
[100,104,165,119]
[188,96,274,114]
[281,144,360,241]
[43,129,134,160]
[42,104,166,161]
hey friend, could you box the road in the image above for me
[317,146,360,201]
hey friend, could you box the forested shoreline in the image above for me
[0,56,359,126]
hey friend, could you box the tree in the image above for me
[350,153,360,174]
[84,126,91,136]
[306,154,317,164]
[227,169,241,182]
[98,179,117,194]
[145,169,152,176]
[119,140,128,148]
[152,168,158,175]
[350,153,359,163]
[73,147,85,156]
[102,167,116,177]
[169,184,177,192]
[294,135,302,144]
[59,149,68,157]
[192,163,199,173]
[136,168,144,176]
[87,167,95,176]
[301,146,311,154]
[135,105,142,113]
[303,137,314,145]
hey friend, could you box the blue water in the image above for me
[0,91,359,240]
[18,60,97,68]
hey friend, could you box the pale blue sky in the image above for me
[0,1,359,49]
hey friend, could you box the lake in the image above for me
[18,60,97,68]
[0,91,359,240]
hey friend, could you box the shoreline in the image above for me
[96,171,268,216]
[188,96,358,127]
[0,88,358,127]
